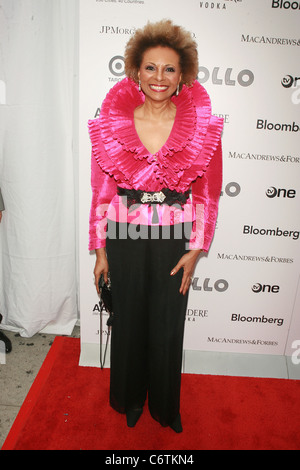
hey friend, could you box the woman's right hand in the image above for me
[94,248,109,294]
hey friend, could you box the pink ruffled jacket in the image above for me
[88,78,223,252]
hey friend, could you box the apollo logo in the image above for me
[221,182,241,197]
[192,277,229,292]
[198,67,254,87]
[266,186,296,198]
[252,283,280,293]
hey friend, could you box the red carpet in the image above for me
[2,337,300,450]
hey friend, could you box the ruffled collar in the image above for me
[99,78,212,159]
[89,78,222,190]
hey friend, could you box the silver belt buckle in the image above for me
[141,191,166,204]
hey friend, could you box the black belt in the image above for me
[117,187,190,223]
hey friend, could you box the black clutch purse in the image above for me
[98,274,114,369]
[98,274,113,326]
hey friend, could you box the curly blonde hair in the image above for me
[124,19,198,88]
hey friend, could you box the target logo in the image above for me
[109,56,125,77]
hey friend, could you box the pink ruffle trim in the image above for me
[88,78,223,192]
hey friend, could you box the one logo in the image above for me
[281,75,296,88]
[252,283,262,293]
[252,283,280,293]
[266,186,296,198]
[266,187,277,198]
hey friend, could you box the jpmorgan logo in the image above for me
[252,283,280,293]
[198,67,254,87]
[99,26,136,35]
[266,186,296,198]
[109,56,125,77]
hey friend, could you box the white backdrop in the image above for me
[0,0,78,337]
[79,0,300,367]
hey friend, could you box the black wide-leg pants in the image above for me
[106,222,191,427]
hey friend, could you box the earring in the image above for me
[176,84,180,96]
[139,80,142,92]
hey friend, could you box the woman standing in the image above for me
[88,20,223,432]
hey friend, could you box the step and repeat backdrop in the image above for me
[79,0,300,366]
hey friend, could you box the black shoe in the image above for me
[126,408,143,428]
[0,331,12,354]
[170,414,183,433]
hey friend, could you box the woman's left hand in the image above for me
[170,250,202,296]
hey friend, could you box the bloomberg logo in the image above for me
[257,119,300,132]
[272,0,300,9]
[231,314,284,327]
[243,225,299,240]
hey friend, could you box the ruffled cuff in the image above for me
[190,139,223,252]
[89,152,117,251]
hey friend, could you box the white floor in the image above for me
[80,341,300,380]
[183,349,300,380]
